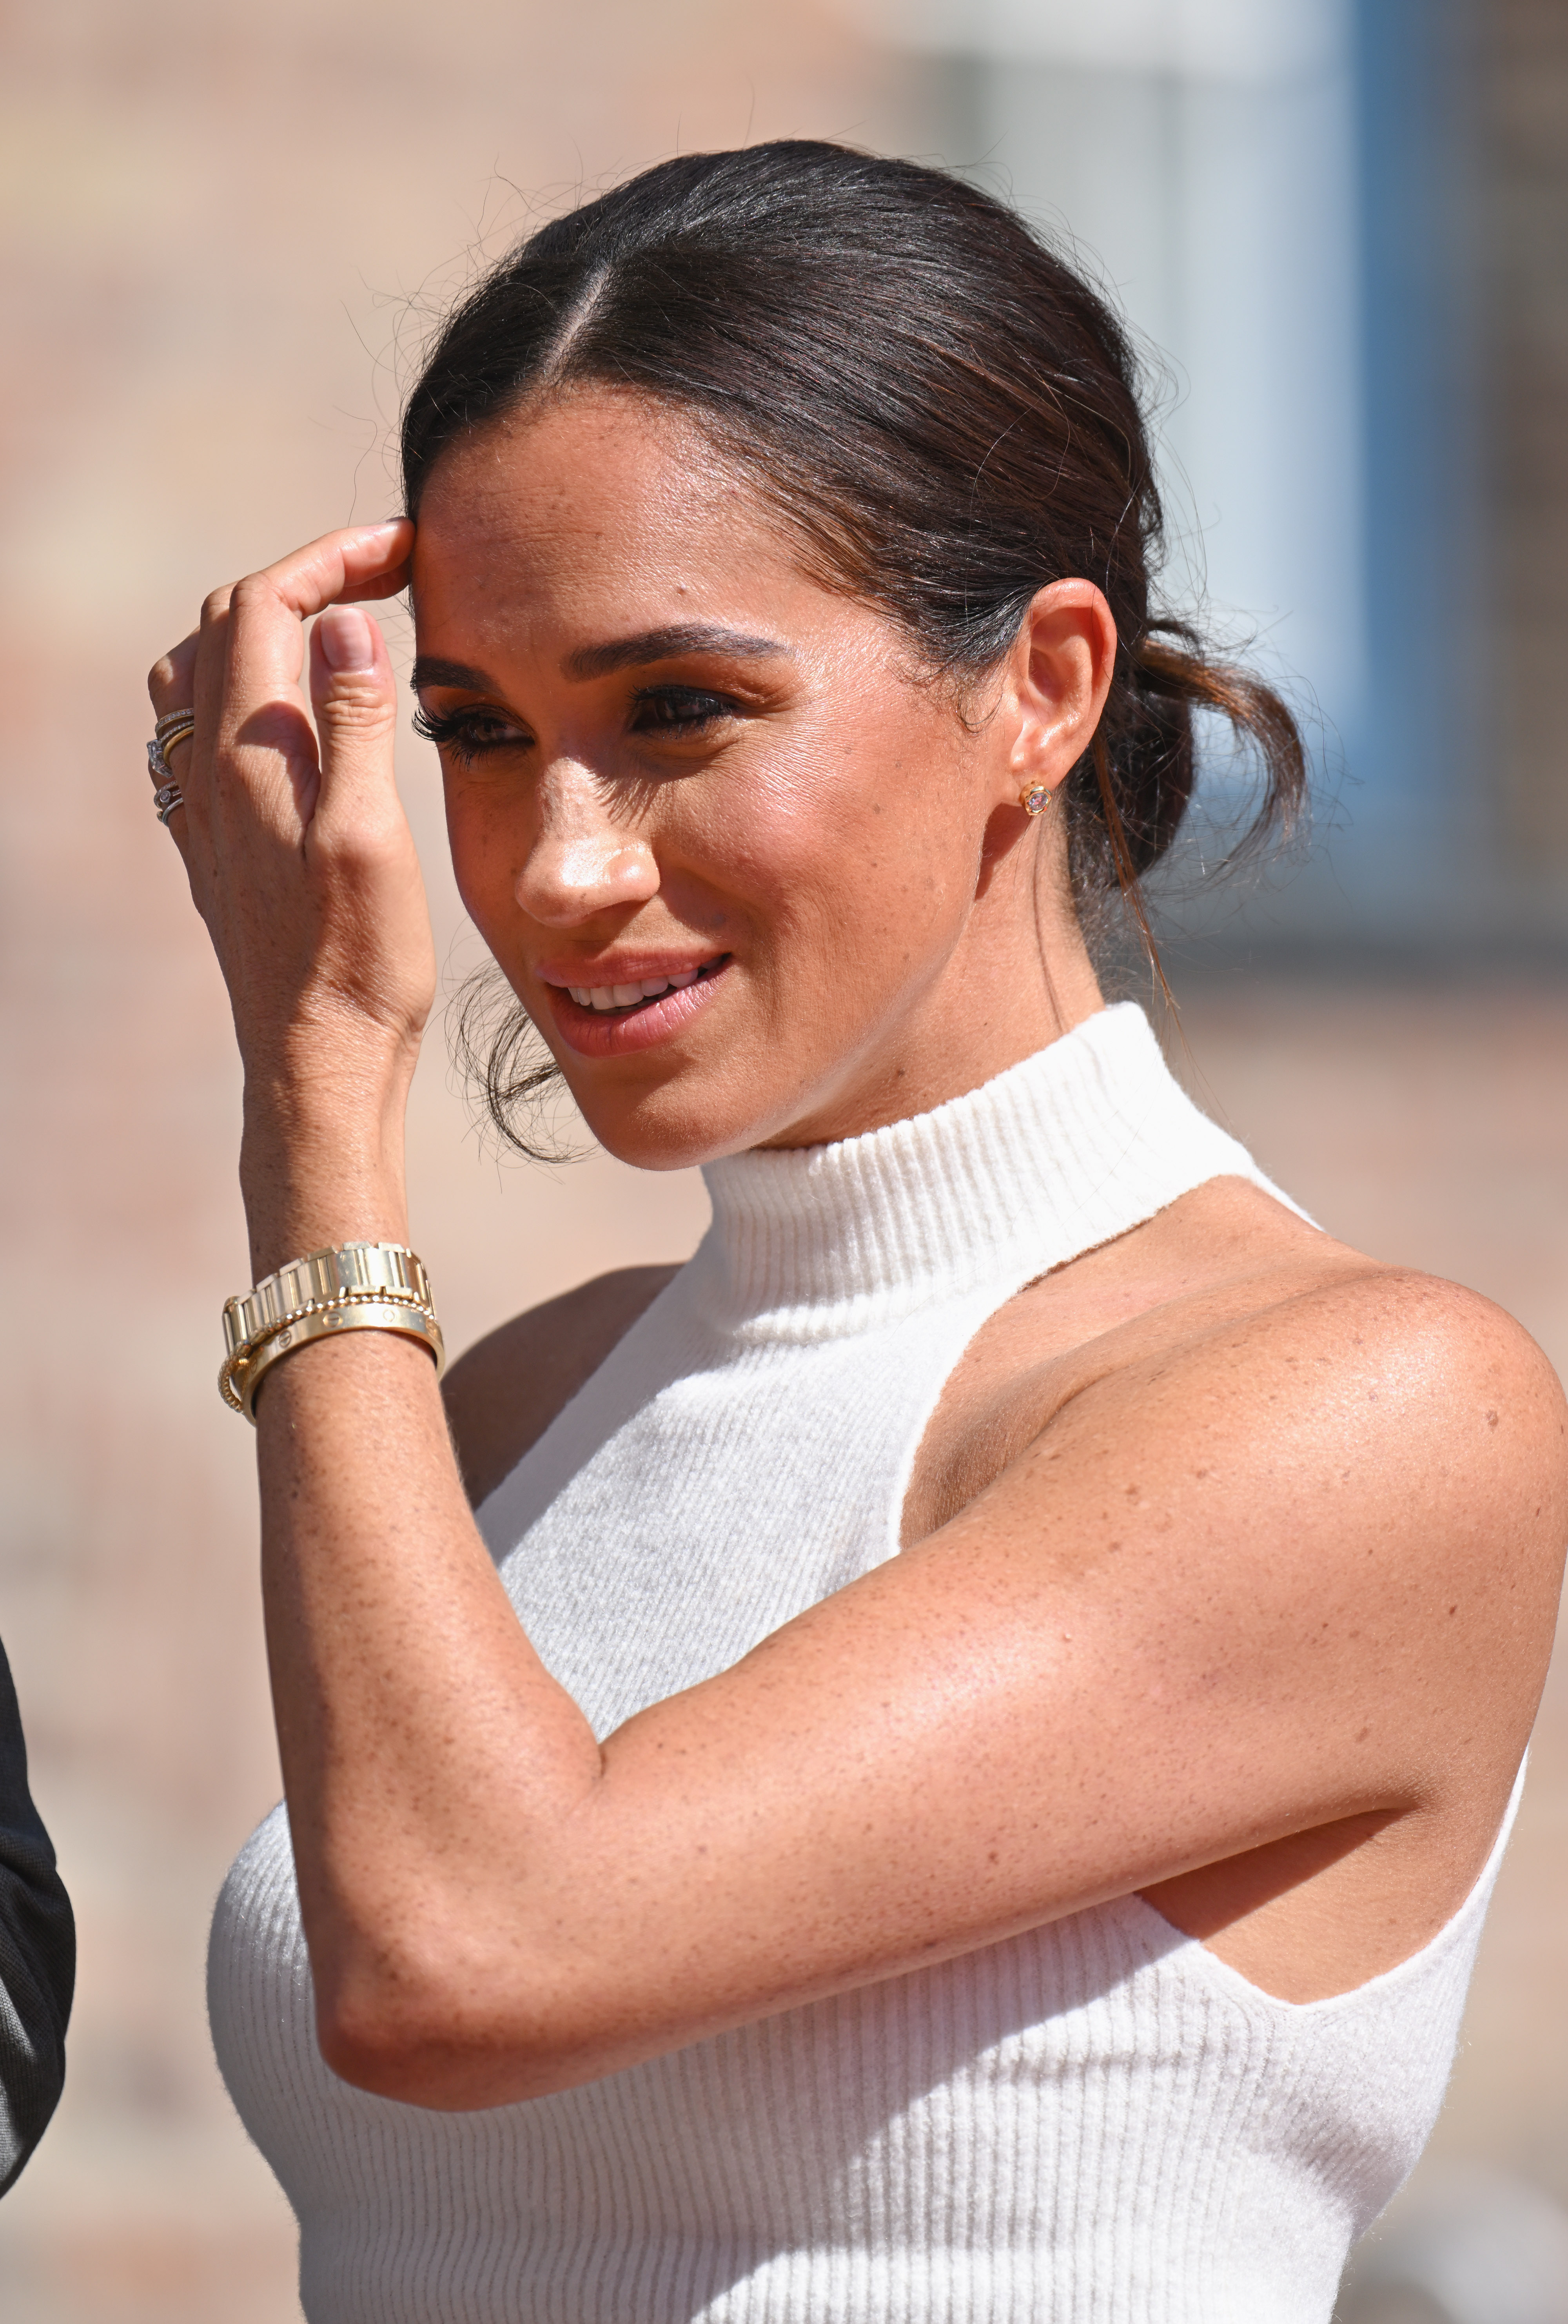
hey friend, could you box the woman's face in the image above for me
[410,388,1103,1167]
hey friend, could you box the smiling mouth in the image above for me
[550,957,730,1015]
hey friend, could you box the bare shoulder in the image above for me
[1068,1183,1568,1500]
[1250,1258,1567,1499]
[1083,1181,1565,1475]
[915,1175,1568,1576]
[442,1264,681,1508]
[1034,1237,1568,1664]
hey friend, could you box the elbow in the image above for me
[313,1950,609,2111]
[316,1989,454,2108]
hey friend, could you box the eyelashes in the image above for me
[411,686,743,764]
[628,686,738,734]
[410,703,524,764]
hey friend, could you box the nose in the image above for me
[514,763,660,928]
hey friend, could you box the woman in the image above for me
[148,145,1564,2321]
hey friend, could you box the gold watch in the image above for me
[219,1241,443,1421]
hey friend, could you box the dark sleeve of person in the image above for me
[0,1637,73,2194]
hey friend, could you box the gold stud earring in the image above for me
[1019,784,1053,816]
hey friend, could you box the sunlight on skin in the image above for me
[143,390,1567,2111]
[408,390,1111,1167]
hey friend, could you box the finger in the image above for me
[217,519,412,723]
[250,519,413,625]
[143,724,196,789]
[189,518,410,713]
[156,521,410,851]
[307,606,401,831]
[145,621,230,857]
[144,733,191,855]
[202,548,412,631]
[148,630,199,718]
[142,656,196,849]
[335,562,415,606]
[145,635,201,852]
[148,620,224,846]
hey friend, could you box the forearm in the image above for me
[148,529,622,2093]
[245,1125,604,2082]
[239,1043,417,1278]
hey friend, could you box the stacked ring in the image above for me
[147,709,196,793]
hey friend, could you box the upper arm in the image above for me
[442,1264,680,1508]
[541,1274,1565,2048]
[342,1267,1568,2104]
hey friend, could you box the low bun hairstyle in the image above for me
[402,141,1306,1149]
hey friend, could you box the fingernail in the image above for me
[319,606,375,673]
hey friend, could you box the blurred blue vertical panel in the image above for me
[948,2,1367,784]
[1351,0,1482,922]
[838,0,1493,945]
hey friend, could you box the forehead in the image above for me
[410,389,801,627]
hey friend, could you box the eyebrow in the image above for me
[562,625,791,680]
[410,627,791,697]
[410,656,497,693]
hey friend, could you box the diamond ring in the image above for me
[147,713,196,786]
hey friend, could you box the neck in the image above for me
[699,1002,1277,1339]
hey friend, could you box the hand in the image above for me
[147,521,434,1267]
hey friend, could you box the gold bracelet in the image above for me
[219,1241,443,1420]
[225,1296,445,1423]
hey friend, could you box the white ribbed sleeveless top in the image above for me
[209,1004,1521,2324]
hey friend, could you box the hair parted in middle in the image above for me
[403,140,1306,1152]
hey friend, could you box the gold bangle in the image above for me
[217,1286,437,1411]
[219,1241,441,1418]
[224,1296,445,1423]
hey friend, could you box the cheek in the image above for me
[443,782,518,935]
[724,706,972,952]
[710,693,968,902]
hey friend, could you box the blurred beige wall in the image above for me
[1,7,1565,2322]
[0,7,947,2315]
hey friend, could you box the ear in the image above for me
[995,580,1118,811]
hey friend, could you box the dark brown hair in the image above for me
[402,141,1305,1152]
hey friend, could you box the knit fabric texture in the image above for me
[209,1004,1517,2322]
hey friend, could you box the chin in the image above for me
[568,1065,802,1173]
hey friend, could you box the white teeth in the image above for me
[565,968,709,1011]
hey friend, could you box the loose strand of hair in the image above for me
[1133,633,1308,867]
[1089,732,1176,1014]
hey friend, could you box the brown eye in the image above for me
[412,705,530,763]
[630,687,737,735]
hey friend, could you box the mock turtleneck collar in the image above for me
[694,1004,1270,1339]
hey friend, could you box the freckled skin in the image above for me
[147,393,1568,2110]
[411,395,1105,1165]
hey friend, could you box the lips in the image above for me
[540,955,731,1058]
